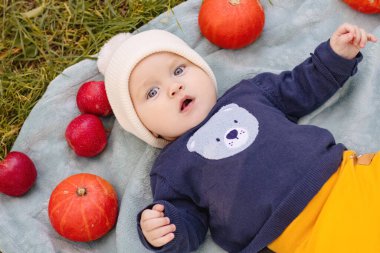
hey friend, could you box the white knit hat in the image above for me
[97,29,217,148]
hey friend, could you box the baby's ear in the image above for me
[187,137,196,152]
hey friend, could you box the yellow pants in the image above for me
[268,150,380,253]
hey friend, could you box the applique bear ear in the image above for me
[220,103,238,112]
[97,33,133,75]
[187,137,196,152]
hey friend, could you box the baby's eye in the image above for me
[174,66,185,76]
[147,87,159,99]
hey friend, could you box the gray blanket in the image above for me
[1,0,380,252]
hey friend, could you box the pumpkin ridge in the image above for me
[95,176,110,195]
[88,194,111,227]
[50,180,77,202]
[81,199,93,241]
[49,193,73,216]
[66,180,79,189]
[59,196,75,236]
[95,177,113,223]
[49,189,72,199]
[257,0,264,12]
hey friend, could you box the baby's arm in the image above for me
[140,204,176,248]
[251,33,365,120]
[330,23,377,60]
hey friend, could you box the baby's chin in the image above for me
[159,130,187,142]
[157,126,194,142]
[160,135,178,142]
[157,111,212,141]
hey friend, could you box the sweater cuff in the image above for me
[314,39,363,77]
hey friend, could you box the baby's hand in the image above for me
[140,204,176,248]
[330,23,377,60]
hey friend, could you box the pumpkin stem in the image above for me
[76,187,87,196]
[229,0,240,5]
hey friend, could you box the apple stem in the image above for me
[76,187,87,196]
[229,0,240,5]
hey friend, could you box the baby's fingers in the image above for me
[335,23,354,36]
[152,204,165,212]
[351,26,361,45]
[367,33,378,43]
[150,231,175,248]
[141,217,171,232]
[359,28,368,48]
[340,32,354,44]
[142,222,176,248]
[359,32,378,48]
[140,208,164,222]
[333,23,358,44]
[148,223,176,240]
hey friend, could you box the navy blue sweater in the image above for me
[137,41,362,253]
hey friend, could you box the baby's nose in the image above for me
[169,83,184,97]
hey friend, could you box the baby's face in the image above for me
[129,52,217,141]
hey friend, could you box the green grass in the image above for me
[0,0,185,160]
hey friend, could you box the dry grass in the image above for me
[0,0,185,160]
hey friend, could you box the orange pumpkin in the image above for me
[343,0,380,13]
[48,173,118,242]
[198,0,265,49]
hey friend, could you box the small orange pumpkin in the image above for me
[343,0,380,13]
[198,0,265,49]
[48,173,118,242]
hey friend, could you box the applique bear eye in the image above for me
[216,138,221,142]
[234,120,238,123]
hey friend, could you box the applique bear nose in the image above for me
[226,129,238,140]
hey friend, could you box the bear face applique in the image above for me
[187,103,259,160]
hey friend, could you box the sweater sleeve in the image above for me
[252,40,363,121]
[136,175,209,253]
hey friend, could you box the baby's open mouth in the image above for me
[180,97,194,112]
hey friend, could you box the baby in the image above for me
[97,24,378,253]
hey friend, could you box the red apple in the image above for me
[76,81,112,117]
[65,114,107,157]
[0,151,37,196]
